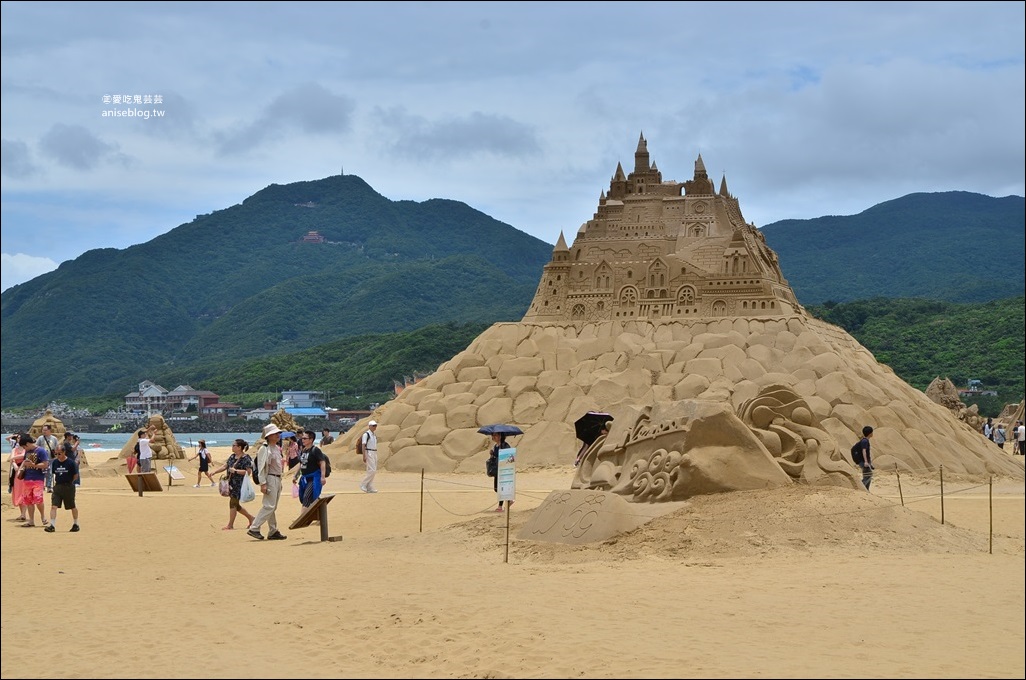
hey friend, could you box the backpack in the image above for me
[323,451,332,478]
[850,441,864,466]
[356,431,368,456]
[251,453,261,485]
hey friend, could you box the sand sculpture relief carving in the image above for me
[335,134,1024,487]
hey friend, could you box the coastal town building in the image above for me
[124,381,219,414]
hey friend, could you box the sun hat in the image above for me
[368,420,378,426]
[262,423,283,439]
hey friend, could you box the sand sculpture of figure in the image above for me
[925,377,982,429]
[335,134,1024,486]
[269,409,301,439]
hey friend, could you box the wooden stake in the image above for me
[895,463,904,507]
[939,465,945,525]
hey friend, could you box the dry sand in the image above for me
[1,447,1023,679]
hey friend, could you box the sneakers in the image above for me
[44,525,56,532]
[193,484,200,488]
[367,488,378,493]
[359,485,367,493]
[246,529,264,540]
[70,524,80,532]
[267,531,287,540]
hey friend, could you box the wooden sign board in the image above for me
[290,493,335,529]
[125,472,163,493]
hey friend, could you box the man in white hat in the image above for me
[359,421,379,493]
[248,423,287,541]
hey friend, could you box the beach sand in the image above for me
[1,447,1023,679]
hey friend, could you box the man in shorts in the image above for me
[45,443,80,532]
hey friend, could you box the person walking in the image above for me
[295,429,329,507]
[282,432,300,470]
[189,439,216,487]
[247,424,287,541]
[994,423,1007,449]
[982,418,994,441]
[208,439,256,530]
[852,425,875,491]
[44,443,80,533]
[17,434,49,527]
[1016,421,1025,455]
[37,424,59,492]
[8,433,28,522]
[319,427,334,447]
[359,421,379,494]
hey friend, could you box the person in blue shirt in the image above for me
[18,434,50,527]
[45,444,80,532]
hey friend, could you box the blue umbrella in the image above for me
[280,431,296,439]
[477,424,524,436]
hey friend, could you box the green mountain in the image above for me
[3,182,1024,411]
[1,175,553,406]
[762,191,1025,304]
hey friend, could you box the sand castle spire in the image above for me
[524,139,796,322]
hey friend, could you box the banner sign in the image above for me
[497,447,516,501]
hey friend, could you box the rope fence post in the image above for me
[988,476,993,555]
[419,468,424,533]
[939,464,945,525]
[895,463,904,507]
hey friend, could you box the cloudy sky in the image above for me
[2,1,1023,291]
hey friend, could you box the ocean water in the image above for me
[4,431,261,453]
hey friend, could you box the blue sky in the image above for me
[2,1,1024,291]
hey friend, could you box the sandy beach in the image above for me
[1,447,1023,679]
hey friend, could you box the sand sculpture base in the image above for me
[517,489,686,544]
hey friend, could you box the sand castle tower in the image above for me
[334,134,1023,497]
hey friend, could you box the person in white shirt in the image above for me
[359,421,378,493]
[135,428,154,473]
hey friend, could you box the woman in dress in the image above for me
[8,433,28,522]
[208,439,256,530]
[282,432,300,470]
[188,439,216,487]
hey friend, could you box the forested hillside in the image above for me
[764,191,1024,304]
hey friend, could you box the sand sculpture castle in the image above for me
[333,134,1023,499]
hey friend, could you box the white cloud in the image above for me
[0,1,1022,269]
[1,253,58,292]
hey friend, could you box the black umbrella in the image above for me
[574,411,613,445]
[477,424,524,436]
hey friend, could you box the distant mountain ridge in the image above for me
[1,181,1023,408]
[761,191,1025,304]
[0,174,554,405]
